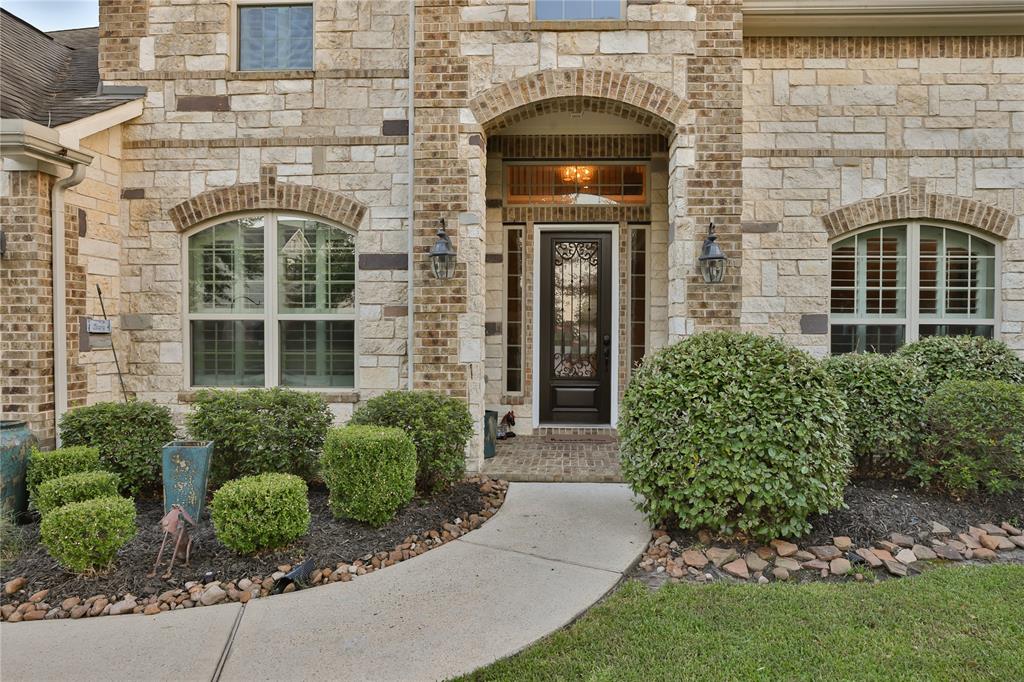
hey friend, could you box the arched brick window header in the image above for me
[469,69,686,137]
[169,166,367,232]
[822,179,1016,241]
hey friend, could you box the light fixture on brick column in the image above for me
[429,217,457,280]
[698,221,727,284]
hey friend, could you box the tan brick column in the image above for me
[412,1,487,466]
[686,0,744,330]
[99,0,149,78]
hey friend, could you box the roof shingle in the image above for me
[0,10,141,127]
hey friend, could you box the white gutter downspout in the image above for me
[406,0,415,390]
[52,162,89,446]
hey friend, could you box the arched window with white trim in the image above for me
[830,221,998,354]
[185,212,356,388]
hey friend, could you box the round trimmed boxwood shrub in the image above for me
[27,446,102,501]
[35,470,121,517]
[619,332,851,541]
[59,400,175,496]
[821,353,929,476]
[211,473,311,554]
[39,496,136,573]
[349,391,472,494]
[910,380,1024,498]
[187,388,333,487]
[320,425,417,527]
[896,335,1024,389]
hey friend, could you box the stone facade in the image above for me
[3,1,1023,466]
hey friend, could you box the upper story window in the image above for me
[186,213,356,388]
[535,0,623,20]
[506,163,647,206]
[830,222,998,354]
[238,4,314,71]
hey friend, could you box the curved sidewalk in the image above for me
[0,483,648,682]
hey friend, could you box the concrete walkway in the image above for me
[0,483,648,682]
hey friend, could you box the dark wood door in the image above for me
[539,232,612,424]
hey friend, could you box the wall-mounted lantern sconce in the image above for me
[698,221,727,284]
[429,218,457,280]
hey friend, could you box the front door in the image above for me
[539,232,613,424]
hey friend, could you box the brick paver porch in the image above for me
[480,433,623,483]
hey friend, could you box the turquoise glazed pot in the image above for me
[1,421,37,522]
[162,440,213,521]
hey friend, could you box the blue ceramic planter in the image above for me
[1,421,37,522]
[162,440,213,521]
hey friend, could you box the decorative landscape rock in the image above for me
[911,544,937,561]
[808,546,842,561]
[705,547,738,567]
[855,548,883,568]
[722,559,750,579]
[769,540,798,557]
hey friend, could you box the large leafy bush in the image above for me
[821,353,929,476]
[349,391,473,494]
[321,425,417,527]
[35,470,121,517]
[59,401,175,496]
[26,446,102,501]
[896,336,1024,388]
[210,473,311,554]
[619,332,851,541]
[910,380,1024,498]
[40,496,136,573]
[186,388,333,487]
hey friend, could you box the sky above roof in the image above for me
[5,0,98,32]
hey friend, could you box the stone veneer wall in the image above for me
[741,35,1024,355]
[100,0,412,422]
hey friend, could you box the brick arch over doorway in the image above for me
[821,179,1016,240]
[168,165,367,232]
[468,69,687,135]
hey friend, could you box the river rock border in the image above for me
[638,520,1024,586]
[0,476,508,623]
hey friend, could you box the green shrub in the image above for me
[821,353,929,476]
[320,425,417,527]
[186,388,333,487]
[35,471,121,516]
[59,401,176,496]
[896,336,1024,389]
[910,380,1024,498]
[39,496,136,573]
[618,331,851,541]
[210,473,311,554]
[26,446,102,501]
[349,391,472,494]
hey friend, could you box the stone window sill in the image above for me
[178,390,360,404]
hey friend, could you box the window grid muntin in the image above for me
[238,4,314,72]
[534,0,624,20]
[185,211,356,389]
[505,162,648,206]
[829,221,998,354]
[505,225,525,394]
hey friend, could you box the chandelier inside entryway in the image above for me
[559,164,594,185]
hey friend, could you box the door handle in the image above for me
[602,334,611,370]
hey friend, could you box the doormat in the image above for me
[545,434,618,444]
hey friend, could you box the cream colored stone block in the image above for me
[493,43,538,66]
[599,31,648,55]
[831,85,897,105]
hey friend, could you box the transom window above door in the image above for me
[506,163,647,206]
[238,4,314,71]
[534,0,623,20]
[830,222,998,354]
[186,213,356,388]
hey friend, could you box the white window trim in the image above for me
[828,219,1002,349]
[231,0,315,73]
[180,210,359,391]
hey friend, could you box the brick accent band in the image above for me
[469,69,687,136]
[169,166,367,232]
[502,205,651,223]
[821,180,1017,240]
[104,68,407,81]
[176,95,231,112]
[125,135,407,150]
[744,35,1024,59]
[746,148,1024,159]
[490,134,667,160]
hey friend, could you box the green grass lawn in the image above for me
[463,565,1024,682]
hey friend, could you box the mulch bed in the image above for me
[663,479,1023,549]
[1,480,490,608]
